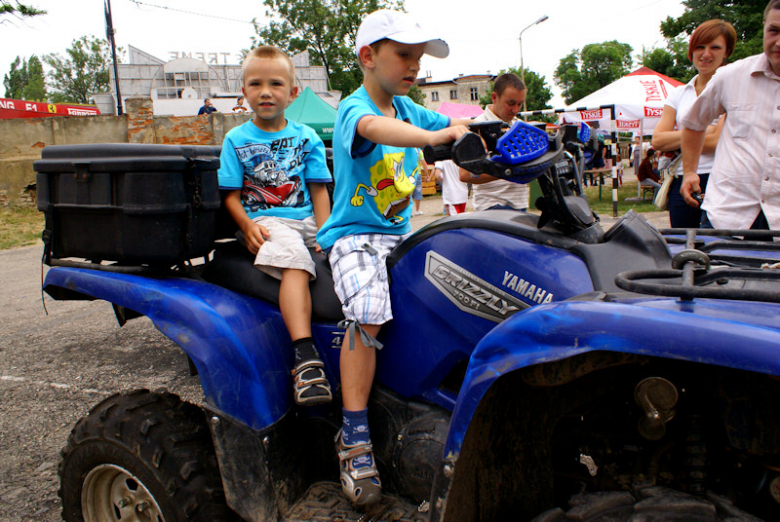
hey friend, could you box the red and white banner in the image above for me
[0,98,100,119]
[644,106,664,118]
[578,109,603,121]
[617,119,640,129]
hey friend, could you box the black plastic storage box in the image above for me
[35,143,221,265]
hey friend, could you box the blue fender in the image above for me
[445,296,780,458]
[44,267,293,430]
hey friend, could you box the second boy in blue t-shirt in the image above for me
[317,9,470,507]
[219,46,333,407]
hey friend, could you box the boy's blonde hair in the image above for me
[242,46,296,85]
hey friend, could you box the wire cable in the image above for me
[127,0,255,25]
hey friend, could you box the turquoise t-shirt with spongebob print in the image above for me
[316,86,449,251]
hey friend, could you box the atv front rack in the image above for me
[615,228,780,303]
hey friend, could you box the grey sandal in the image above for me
[292,359,332,406]
[336,430,382,507]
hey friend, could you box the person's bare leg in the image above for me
[279,268,311,341]
[281,268,331,405]
[340,323,380,410]
[338,323,382,506]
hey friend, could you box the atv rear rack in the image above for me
[615,228,780,303]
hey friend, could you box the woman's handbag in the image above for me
[654,155,683,210]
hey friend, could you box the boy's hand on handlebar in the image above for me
[430,125,468,146]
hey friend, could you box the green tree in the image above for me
[554,41,633,105]
[252,0,403,98]
[660,0,764,62]
[3,55,46,100]
[406,83,425,105]
[0,1,45,22]
[23,55,46,100]
[44,36,113,104]
[639,37,695,83]
[478,67,556,122]
[3,56,26,98]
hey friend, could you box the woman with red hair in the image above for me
[652,19,737,228]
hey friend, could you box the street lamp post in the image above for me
[519,15,549,118]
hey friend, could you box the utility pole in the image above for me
[105,0,123,115]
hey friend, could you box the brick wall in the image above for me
[0,96,251,207]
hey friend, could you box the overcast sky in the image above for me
[0,0,686,106]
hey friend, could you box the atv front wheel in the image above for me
[59,389,236,522]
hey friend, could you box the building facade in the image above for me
[96,46,340,117]
[416,74,495,111]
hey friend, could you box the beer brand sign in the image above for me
[639,80,669,102]
[644,107,664,118]
[578,109,603,121]
[617,119,640,129]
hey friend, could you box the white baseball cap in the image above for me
[355,10,449,59]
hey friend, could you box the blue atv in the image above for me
[37,122,780,521]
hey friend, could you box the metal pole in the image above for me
[105,0,123,115]
[518,15,548,119]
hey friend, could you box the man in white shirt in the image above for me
[459,73,529,211]
[681,0,780,233]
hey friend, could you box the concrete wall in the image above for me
[0,96,251,207]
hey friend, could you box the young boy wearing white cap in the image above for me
[316,9,470,507]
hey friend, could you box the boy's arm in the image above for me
[224,190,269,255]
[357,115,467,148]
[309,182,330,230]
[450,118,473,127]
[308,183,330,253]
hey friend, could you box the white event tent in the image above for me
[561,67,684,136]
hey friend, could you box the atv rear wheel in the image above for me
[59,389,236,522]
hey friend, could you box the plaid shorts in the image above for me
[329,233,407,325]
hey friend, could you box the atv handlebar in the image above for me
[422,144,452,165]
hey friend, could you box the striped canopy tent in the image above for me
[562,67,684,136]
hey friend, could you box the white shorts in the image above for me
[329,233,407,325]
[249,216,318,280]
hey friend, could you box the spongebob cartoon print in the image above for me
[351,151,418,223]
[235,139,307,212]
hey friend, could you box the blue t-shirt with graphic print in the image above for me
[218,119,332,221]
[316,86,449,251]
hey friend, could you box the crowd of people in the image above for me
[214,0,780,509]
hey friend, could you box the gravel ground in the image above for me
[0,245,203,522]
[0,195,670,521]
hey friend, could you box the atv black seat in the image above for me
[201,240,344,322]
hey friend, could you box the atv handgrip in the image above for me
[423,144,453,164]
